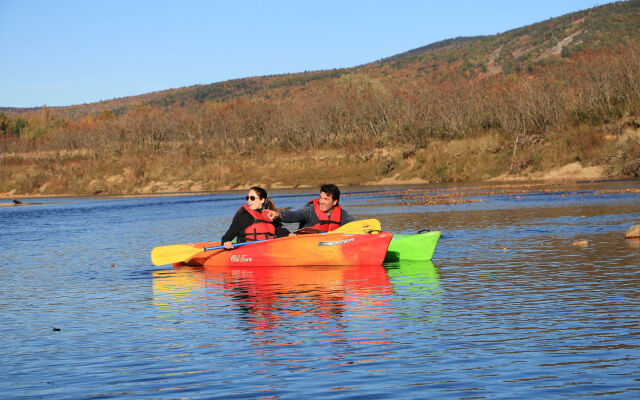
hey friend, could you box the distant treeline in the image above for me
[2,42,639,155]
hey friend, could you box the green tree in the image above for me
[13,118,26,136]
[0,112,9,135]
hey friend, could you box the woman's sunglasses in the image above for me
[245,195,257,201]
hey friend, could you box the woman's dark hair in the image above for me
[249,186,275,210]
[320,183,340,203]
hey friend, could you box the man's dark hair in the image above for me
[320,184,340,202]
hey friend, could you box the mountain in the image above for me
[2,0,640,196]
[4,0,637,117]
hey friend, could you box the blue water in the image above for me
[1,181,639,399]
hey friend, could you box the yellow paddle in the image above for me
[293,218,381,235]
[336,218,381,234]
[150,240,260,266]
[150,219,382,266]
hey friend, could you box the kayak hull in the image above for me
[180,232,393,267]
[384,231,441,262]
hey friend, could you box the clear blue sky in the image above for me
[0,0,616,108]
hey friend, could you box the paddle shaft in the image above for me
[185,222,373,252]
[294,219,381,235]
[203,240,267,251]
[212,220,379,246]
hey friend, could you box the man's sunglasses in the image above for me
[245,195,257,201]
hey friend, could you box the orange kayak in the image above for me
[177,232,393,267]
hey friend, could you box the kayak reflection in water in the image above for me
[152,264,394,337]
[221,186,290,250]
[267,183,355,231]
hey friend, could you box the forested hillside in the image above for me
[2,0,640,196]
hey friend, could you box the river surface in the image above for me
[1,181,639,399]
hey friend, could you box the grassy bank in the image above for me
[2,116,638,198]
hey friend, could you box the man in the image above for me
[267,184,355,231]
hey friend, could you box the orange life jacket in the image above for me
[242,205,276,241]
[308,199,342,232]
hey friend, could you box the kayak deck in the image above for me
[384,231,441,262]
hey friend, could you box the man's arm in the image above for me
[281,206,312,225]
[267,204,314,227]
[340,208,356,225]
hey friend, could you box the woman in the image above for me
[221,186,290,249]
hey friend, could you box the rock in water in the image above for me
[625,224,640,239]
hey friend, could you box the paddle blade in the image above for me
[334,219,381,234]
[151,244,204,266]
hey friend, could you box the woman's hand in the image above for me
[223,241,234,250]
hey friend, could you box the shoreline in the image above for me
[3,174,637,207]
[0,161,619,202]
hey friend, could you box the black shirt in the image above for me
[221,207,290,243]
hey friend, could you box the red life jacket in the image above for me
[308,199,342,232]
[242,205,276,241]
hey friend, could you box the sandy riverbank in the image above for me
[0,161,616,206]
